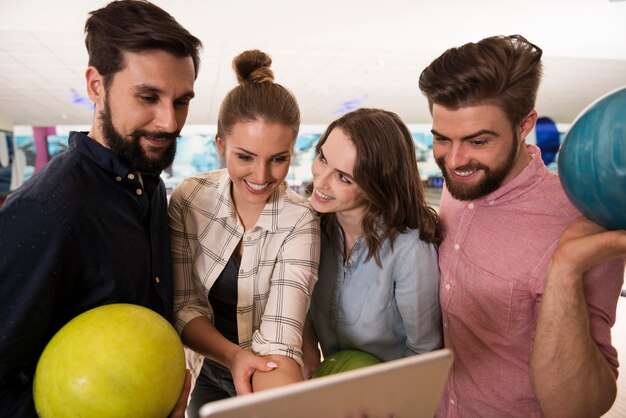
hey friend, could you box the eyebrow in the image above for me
[235,147,290,159]
[319,148,355,181]
[431,129,498,140]
[133,84,195,100]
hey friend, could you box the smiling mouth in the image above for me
[244,180,270,191]
[451,168,475,177]
[314,189,335,201]
[142,136,172,148]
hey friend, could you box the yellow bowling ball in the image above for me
[34,303,185,418]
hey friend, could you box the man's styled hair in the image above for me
[419,35,543,128]
[316,108,441,266]
[84,0,202,89]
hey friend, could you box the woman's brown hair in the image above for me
[316,108,441,266]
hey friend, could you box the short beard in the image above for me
[99,99,178,175]
[437,135,520,201]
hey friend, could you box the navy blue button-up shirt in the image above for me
[0,131,173,416]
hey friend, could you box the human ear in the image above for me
[519,110,538,142]
[215,134,226,157]
[85,67,105,106]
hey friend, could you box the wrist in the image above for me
[303,341,320,354]
[546,260,585,288]
[224,345,245,369]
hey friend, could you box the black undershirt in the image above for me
[208,253,240,344]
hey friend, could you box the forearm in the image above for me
[302,314,321,378]
[531,263,616,417]
[252,355,302,391]
[180,316,242,368]
[303,314,320,356]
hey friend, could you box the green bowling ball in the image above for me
[312,349,381,378]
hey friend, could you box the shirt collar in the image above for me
[70,131,132,179]
[474,144,549,205]
[215,170,239,220]
[70,131,162,187]
[330,221,365,260]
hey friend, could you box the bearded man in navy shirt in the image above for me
[0,1,202,416]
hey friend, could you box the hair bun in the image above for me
[232,49,274,85]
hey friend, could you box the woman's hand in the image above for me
[230,349,278,395]
[302,313,321,379]
[302,341,321,379]
[252,354,303,391]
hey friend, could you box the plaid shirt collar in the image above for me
[214,170,287,233]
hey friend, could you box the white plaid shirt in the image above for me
[168,169,320,369]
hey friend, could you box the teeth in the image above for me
[315,189,334,200]
[245,180,269,191]
[453,169,474,177]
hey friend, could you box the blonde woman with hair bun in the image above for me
[168,49,320,417]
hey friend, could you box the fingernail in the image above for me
[267,361,278,368]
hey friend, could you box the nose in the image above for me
[253,161,270,183]
[154,102,178,133]
[445,141,470,169]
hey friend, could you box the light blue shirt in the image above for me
[310,223,442,361]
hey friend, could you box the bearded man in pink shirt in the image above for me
[419,34,626,417]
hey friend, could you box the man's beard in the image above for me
[436,138,519,201]
[99,99,178,175]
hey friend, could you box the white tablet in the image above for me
[199,348,453,418]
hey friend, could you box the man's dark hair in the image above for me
[419,34,542,128]
[84,0,202,89]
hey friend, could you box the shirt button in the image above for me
[444,322,448,328]
[128,173,135,180]
[115,176,122,182]
[445,283,451,291]
[240,269,244,274]
[468,203,475,209]
[454,244,460,250]
[136,189,143,196]
[246,236,251,241]
[489,200,495,205]
[154,276,160,284]
[450,399,456,405]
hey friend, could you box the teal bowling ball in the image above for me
[558,86,626,230]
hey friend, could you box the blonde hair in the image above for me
[217,49,300,139]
